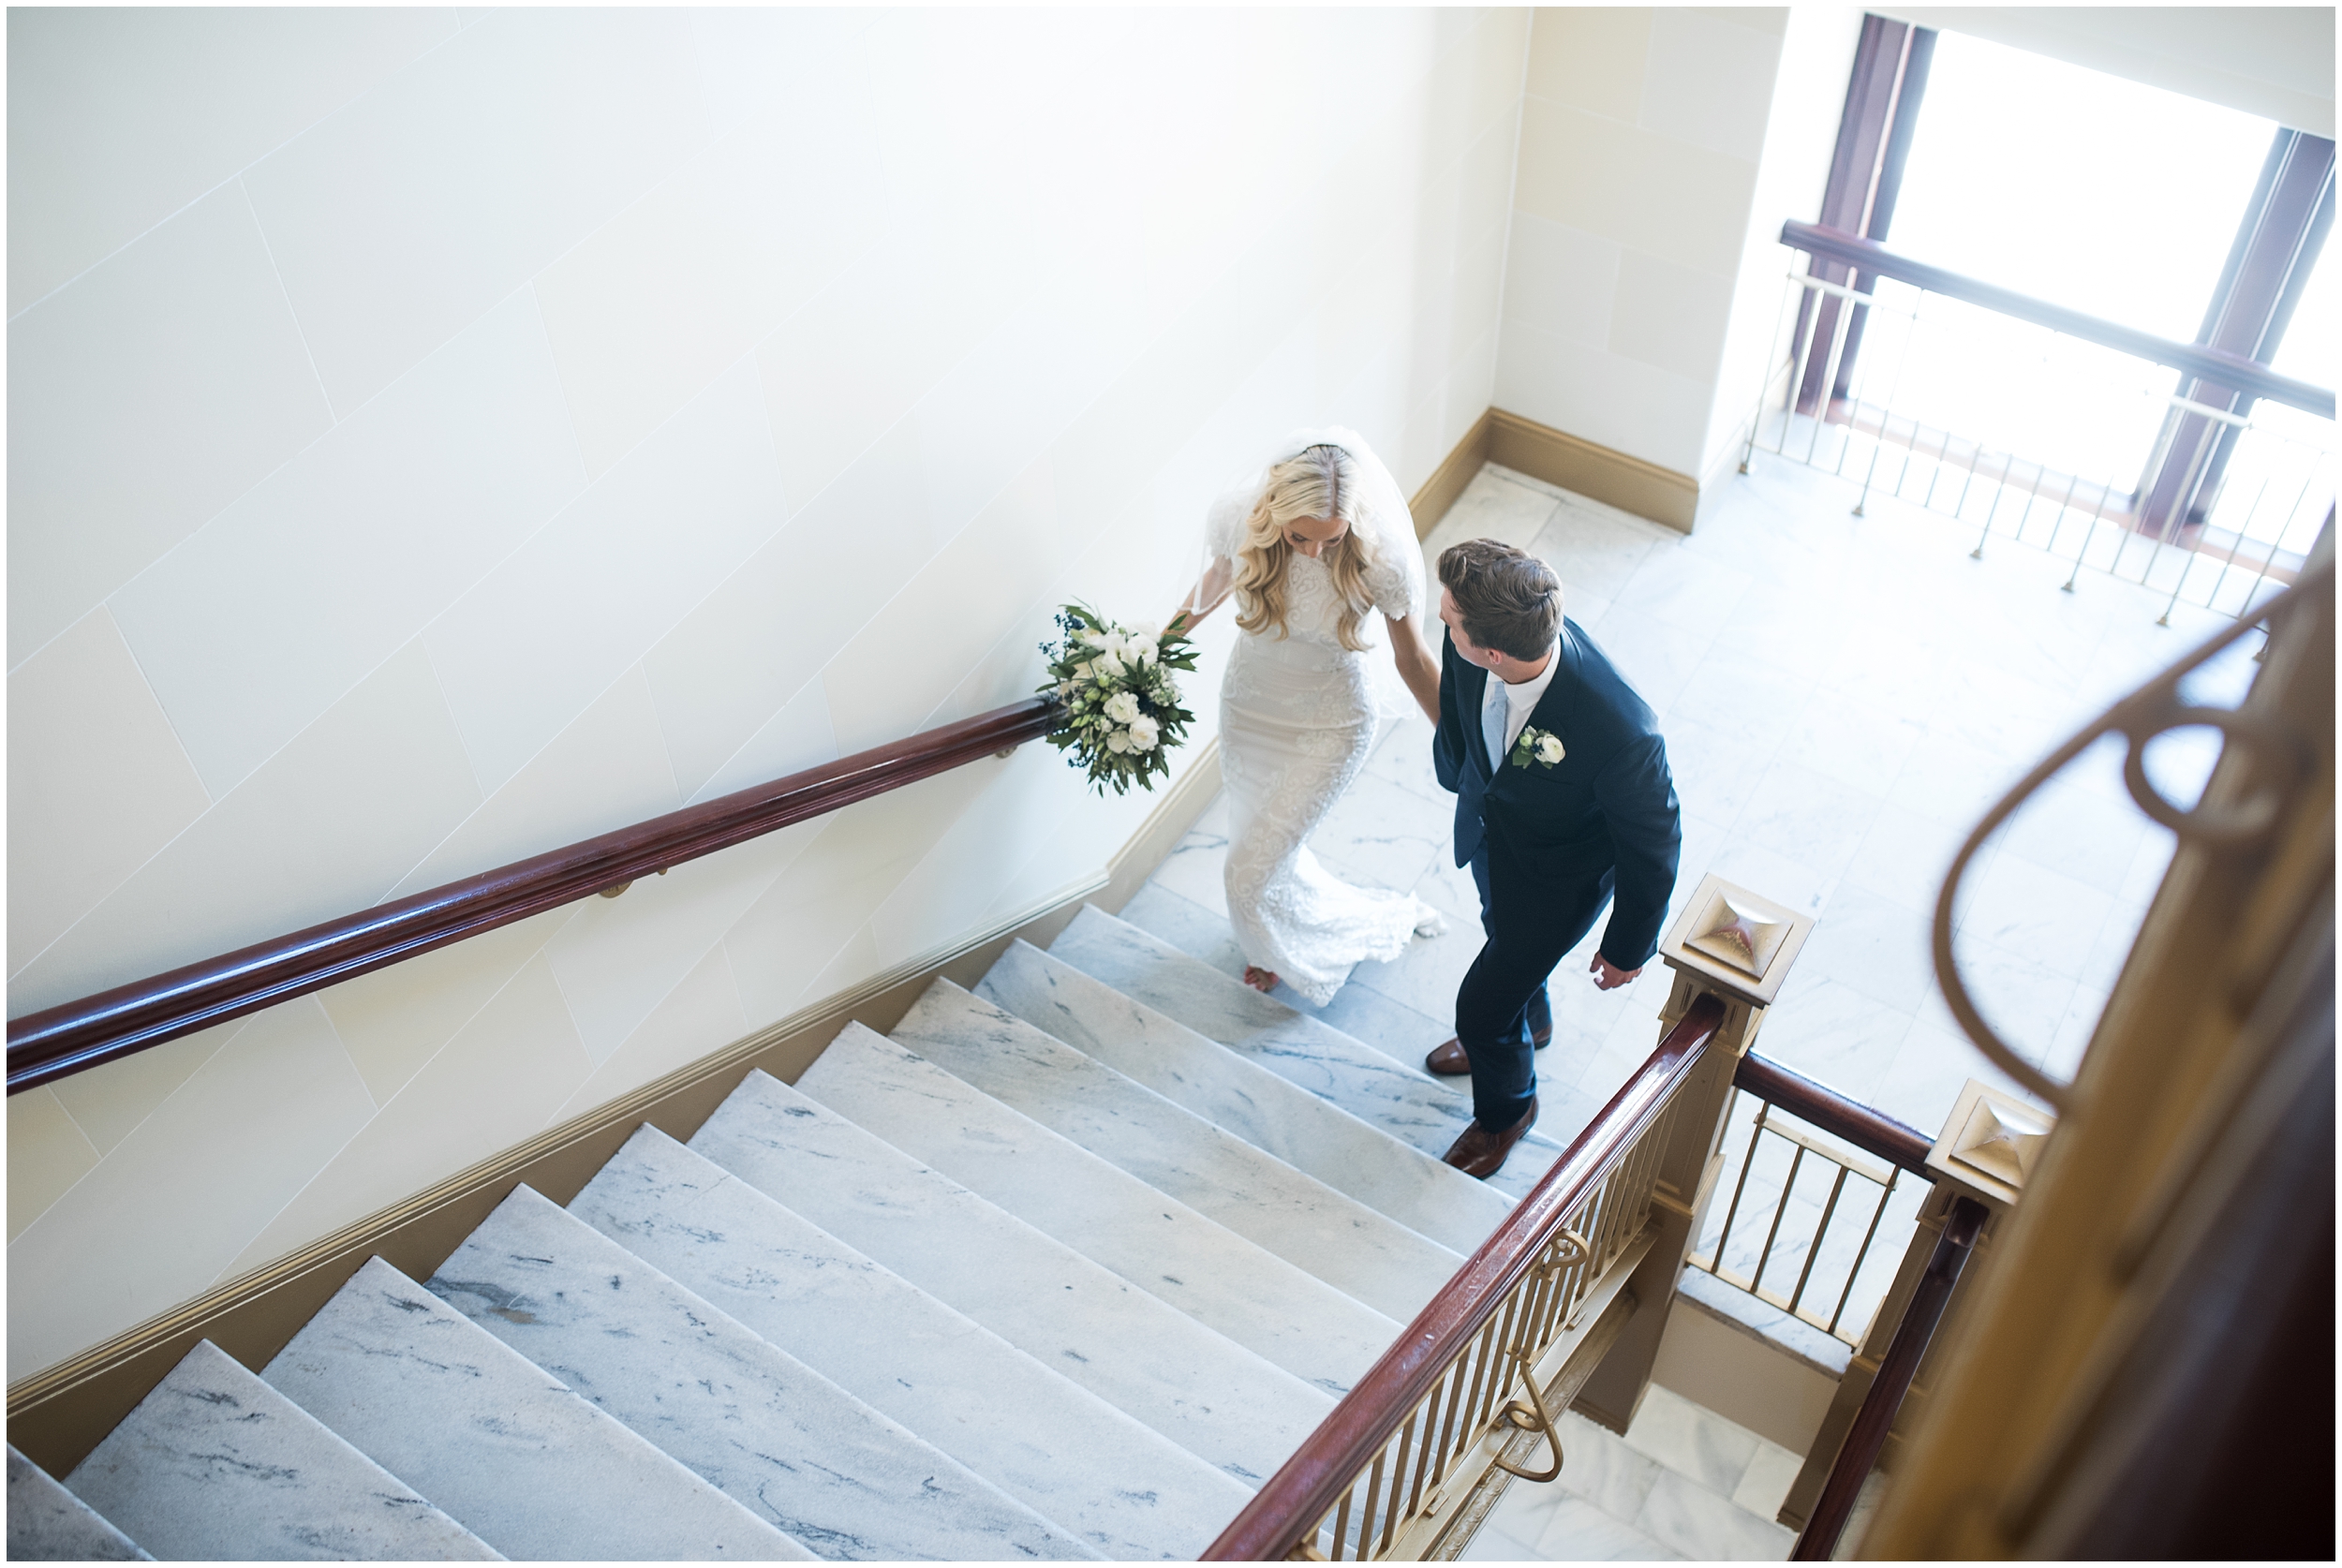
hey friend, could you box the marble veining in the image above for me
[1623,1383,1760,1496]
[1469,1491,1683,1562]
[62,1339,497,1562]
[9,1445,151,1561]
[261,1257,807,1561]
[429,1187,1089,1562]
[688,1068,1332,1487]
[1635,1469,1794,1561]
[571,1126,1248,1561]
[1049,907,1564,1201]
[978,939,1510,1252]
[894,979,1462,1318]
[798,1023,1397,1398]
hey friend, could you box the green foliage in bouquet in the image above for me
[1038,604,1200,796]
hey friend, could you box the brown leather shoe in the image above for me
[1425,1025,1553,1076]
[1442,1096,1539,1179]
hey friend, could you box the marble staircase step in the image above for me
[977,939,1512,1255]
[897,977,1461,1322]
[1048,906,1563,1202]
[572,1126,1247,1561]
[689,1067,1331,1488]
[61,1339,497,1561]
[430,1186,1090,1562]
[800,1022,1398,1396]
[8,1446,149,1562]
[261,1257,808,1561]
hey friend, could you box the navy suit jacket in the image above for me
[1433,619,1682,970]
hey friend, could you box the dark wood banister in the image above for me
[1791,1194,1990,1560]
[1201,992,1727,1562]
[7,696,1063,1095]
[1734,1050,1934,1176]
[1781,219,2337,421]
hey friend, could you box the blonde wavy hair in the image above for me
[1233,444,1384,651]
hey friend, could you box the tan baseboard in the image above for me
[1486,408,1700,534]
[1409,408,1495,540]
[7,741,1229,1476]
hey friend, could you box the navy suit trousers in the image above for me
[1455,851,1615,1130]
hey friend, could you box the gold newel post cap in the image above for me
[1926,1078,2056,1208]
[1655,874,1815,1008]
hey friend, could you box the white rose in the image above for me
[1535,733,1565,765]
[1104,691,1141,724]
[1134,639,1159,665]
[1128,716,1161,750]
[1094,650,1124,677]
[1105,730,1133,754]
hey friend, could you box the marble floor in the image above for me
[1461,1384,1801,1562]
[1137,452,2260,1157]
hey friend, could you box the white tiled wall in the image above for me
[1494,7,1860,479]
[7,7,1529,1376]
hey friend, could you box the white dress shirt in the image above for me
[1482,639,1562,769]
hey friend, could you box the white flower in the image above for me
[1104,691,1141,724]
[1094,649,1125,678]
[1127,621,1162,643]
[1079,629,1108,648]
[1128,716,1161,750]
[1134,638,1160,665]
[1535,733,1565,765]
[1105,730,1133,754]
[1075,659,1097,681]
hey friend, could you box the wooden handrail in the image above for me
[7,697,1062,1095]
[1202,992,1727,1562]
[1791,1194,1990,1560]
[1780,219,2337,421]
[1735,1051,1935,1176]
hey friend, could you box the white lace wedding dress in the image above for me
[1209,431,1444,1007]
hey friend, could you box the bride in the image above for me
[1175,428,1446,1003]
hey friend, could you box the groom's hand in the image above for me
[1589,954,1640,990]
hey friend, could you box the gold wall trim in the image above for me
[7,735,1231,1473]
[1486,407,1700,534]
[1410,408,1496,540]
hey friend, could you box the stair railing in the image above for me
[1742,219,2334,625]
[1202,991,1728,1562]
[7,697,1062,1094]
[1687,1053,1937,1350]
[1789,1194,1990,1561]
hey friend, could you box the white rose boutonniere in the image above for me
[1510,724,1565,771]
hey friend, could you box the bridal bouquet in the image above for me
[1038,605,1199,795]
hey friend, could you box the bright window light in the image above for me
[1836,29,2327,534]
[1888,30,2277,343]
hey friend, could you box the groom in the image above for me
[1428,540,1682,1178]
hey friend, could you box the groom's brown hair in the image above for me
[1438,540,1561,659]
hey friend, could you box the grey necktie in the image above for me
[1482,673,1508,773]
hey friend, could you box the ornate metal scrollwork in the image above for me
[1931,560,2332,1110]
[1490,1352,1567,1483]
